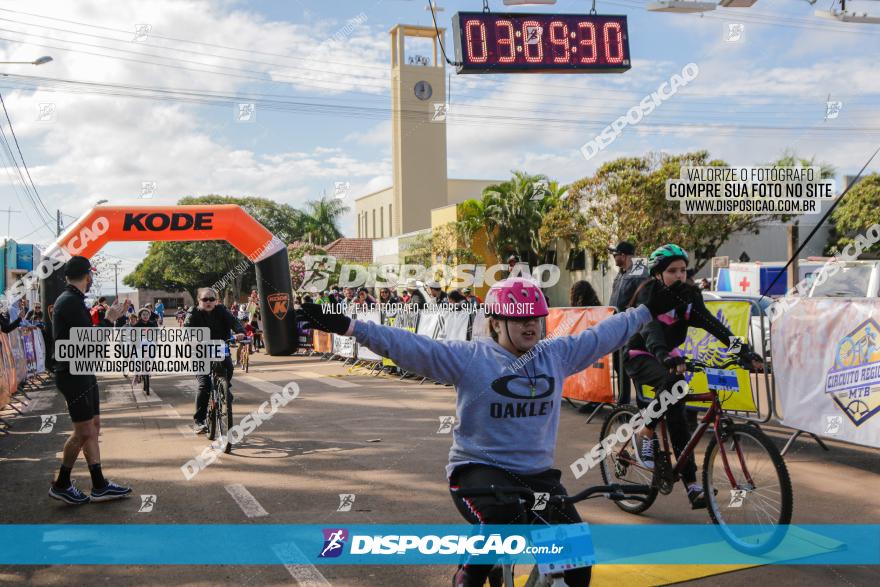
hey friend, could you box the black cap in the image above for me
[608,241,635,256]
[64,255,93,278]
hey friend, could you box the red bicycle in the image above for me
[599,357,793,554]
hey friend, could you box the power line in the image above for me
[0,91,52,219]
[2,72,878,132]
[0,6,394,71]
[0,15,393,81]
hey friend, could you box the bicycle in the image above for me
[206,342,233,454]
[450,483,653,587]
[599,357,793,554]
[236,337,253,373]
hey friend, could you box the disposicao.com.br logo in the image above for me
[317,528,563,557]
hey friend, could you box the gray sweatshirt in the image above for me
[350,304,652,478]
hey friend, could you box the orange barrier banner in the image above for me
[0,332,15,410]
[545,307,616,404]
[312,330,333,353]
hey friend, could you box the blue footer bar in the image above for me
[0,524,876,565]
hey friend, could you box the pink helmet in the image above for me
[484,277,549,319]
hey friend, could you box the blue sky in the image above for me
[0,0,878,294]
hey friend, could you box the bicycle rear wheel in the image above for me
[598,406,659,514]
[216,378,233,454]
[703,424,793,554]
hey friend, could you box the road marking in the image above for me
[176,424,197,437]
[225,484,268,518]
[162,404,181,419]
[294,370,359,388]
[272,543,332,586]
[236,374,287,395]
[133,388,162,404]
[20,397,51,413]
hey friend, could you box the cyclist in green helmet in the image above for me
[624,244,763,508]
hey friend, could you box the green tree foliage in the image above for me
[562,151,825,272]
[301,196,349,245]
[827,173,880,256]
[480,171,564,266]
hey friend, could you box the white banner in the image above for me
[33,328,46,374]
[416,312,441,339]
[355,310,382,361]
[332,334,356,359]
[442,310,472,342]
[773,298,880,448]
[471,309,490,339]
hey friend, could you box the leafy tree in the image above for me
[564,151,830,272]
[826,173,880,256]
[401,232,433,267]
[288,242,329,292]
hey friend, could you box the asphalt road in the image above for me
[0,349,877,586]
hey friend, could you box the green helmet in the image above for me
[648,244,689,274]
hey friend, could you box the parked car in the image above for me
[807,260,880,298]
[701,291,772,359]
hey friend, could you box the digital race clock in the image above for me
[452,12,631,74]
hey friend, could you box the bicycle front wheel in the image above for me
[703,424,793,554]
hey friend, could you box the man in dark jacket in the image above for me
[607,242,648,406]
[49,255,131,505]
[184,287,246,433]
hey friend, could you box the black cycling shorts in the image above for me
[56,371,100,423]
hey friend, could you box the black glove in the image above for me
[735,344,762,369]
[661,355,687,371]
[639,280,693,318]
[299,303,351,336]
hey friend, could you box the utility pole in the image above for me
[787,221,799,290]
[109,260,123,300]
[1,206,21,237]
[56,209,62,236]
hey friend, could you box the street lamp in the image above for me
[96,199,109,206]
[0,56,53,66]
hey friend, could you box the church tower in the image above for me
[389,25,448,235]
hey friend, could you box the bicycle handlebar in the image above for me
[686,357,746,372]
[451,484,654,506]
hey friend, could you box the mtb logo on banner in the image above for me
[267,293,289,320]
[319,528,348,558]
[825,318,880,426]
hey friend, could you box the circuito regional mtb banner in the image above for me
[774,298,880,448]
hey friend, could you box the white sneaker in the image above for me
[635,437,655,470]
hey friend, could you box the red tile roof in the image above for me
[324,238,373,264]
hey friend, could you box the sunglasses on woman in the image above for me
[201,297,216,302]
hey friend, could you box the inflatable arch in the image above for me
[39,205,297,355]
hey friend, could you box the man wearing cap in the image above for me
[607,242,648,406]
[49,255,132,505]
[404,279,427,309]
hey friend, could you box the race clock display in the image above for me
[452,12,631,74]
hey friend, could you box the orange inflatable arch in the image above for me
[40,205,297,355]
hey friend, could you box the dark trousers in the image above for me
[193,356,234,423]
[613,350,632,405]
[449,464,591,587]
[624,355,698,485]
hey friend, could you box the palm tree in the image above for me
[302,196,350,245]
[481,171,564,266]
